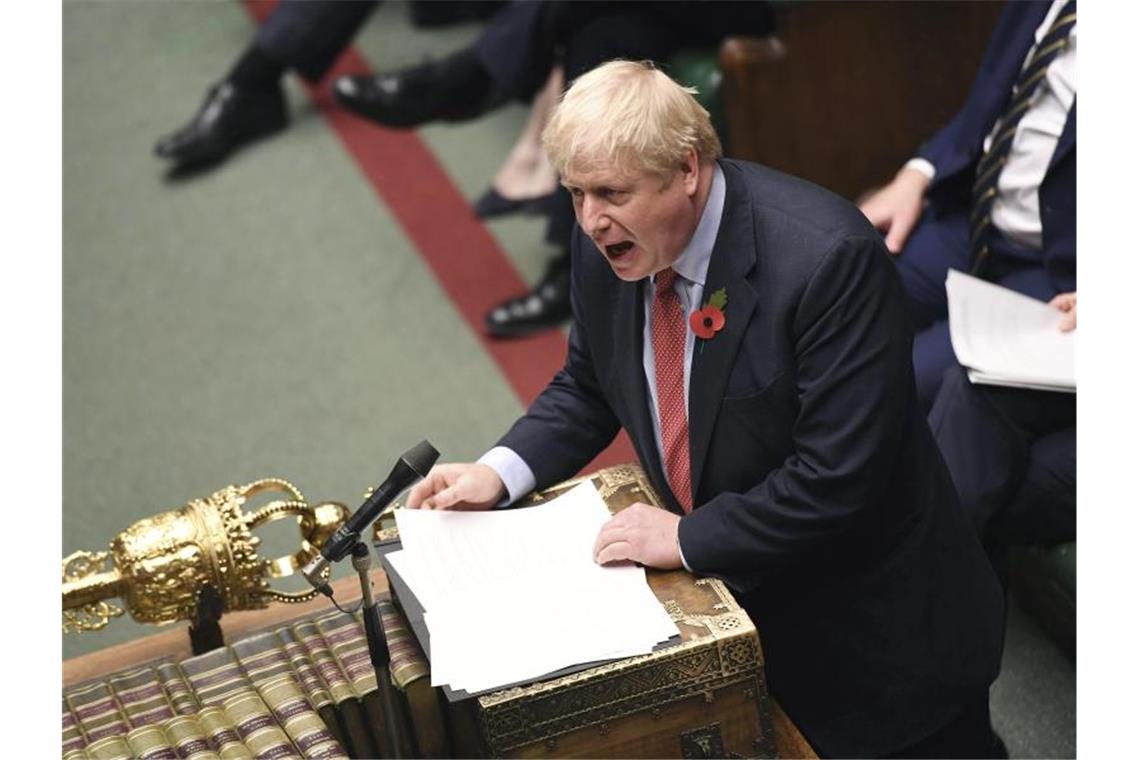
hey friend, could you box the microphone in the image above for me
[302,439,439,593]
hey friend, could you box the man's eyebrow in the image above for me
[560,180,627,192]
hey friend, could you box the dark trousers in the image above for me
[894,208,1064,410]
[882,693,1004,759]
[475,0,773,102]
[929,365,1076,548]
[256,0,379,83]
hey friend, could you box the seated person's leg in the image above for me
[256,0,378,83]
[892,206,970,330]
[928,365,1027,537]
[912,320,958,412]
[485,189,574,337]
[892,207,970,407]
[155,0,378,168]
[929,364,1076,546]
[991,258,1061,302]
[335,0,591,128]
[991,427,1076,547]
[559,9,678,81]
[474,67,564,219]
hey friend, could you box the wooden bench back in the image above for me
[719,1,1005,200]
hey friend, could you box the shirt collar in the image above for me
[653,162,725,289]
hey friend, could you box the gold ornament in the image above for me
[62,478,349,633]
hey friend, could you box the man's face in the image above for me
[563,152,702,282]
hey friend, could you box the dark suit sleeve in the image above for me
[496,234,621,488]
[679,235,916,593]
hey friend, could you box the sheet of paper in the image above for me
[964,369,1077,393]
[392,481,679,692]
[946,270,1075,391]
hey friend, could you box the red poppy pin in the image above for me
[690,287,728,340]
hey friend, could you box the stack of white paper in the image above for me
[946,270,1075,392]
[389,481,679,694]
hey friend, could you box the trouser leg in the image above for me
[256,0,380,82]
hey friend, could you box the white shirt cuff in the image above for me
[477,446,536,507]
[677,529,693,573]
[904,157,936,180]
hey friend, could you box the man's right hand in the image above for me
[406,463,506,510]
[859,166,931,255]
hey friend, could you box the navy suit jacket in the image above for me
[919,0,1075,291]
[499,159,1005,757]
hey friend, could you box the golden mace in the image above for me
[62,478,350,633]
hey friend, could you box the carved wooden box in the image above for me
[384,464,776,758]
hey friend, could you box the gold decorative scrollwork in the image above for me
[663,600,685,622]
[63,601,125,633]
[61,550,125,632]
[62,549,114,581]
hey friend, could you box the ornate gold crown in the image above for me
[62,478,349,632]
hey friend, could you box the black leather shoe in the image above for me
[154,82,288,166]
[472,187,554,219]
[485,255,571,339]
[334,49,500,129]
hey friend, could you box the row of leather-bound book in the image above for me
[62,596,451,759]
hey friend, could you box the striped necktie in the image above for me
[651,268,693,513]
[970,0,1076,273]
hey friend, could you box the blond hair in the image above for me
[542,60,722,180]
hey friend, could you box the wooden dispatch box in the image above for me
[378,463,778,758]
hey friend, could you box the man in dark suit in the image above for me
[861,0,1075,410]
[408,61,1005,758]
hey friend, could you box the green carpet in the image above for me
[63,0,535,659]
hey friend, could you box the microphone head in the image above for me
[401,440,440,477]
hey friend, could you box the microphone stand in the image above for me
[351,541,404,759]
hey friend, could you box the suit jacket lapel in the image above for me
[688,166,758,502]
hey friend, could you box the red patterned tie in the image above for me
[652,268,692,512]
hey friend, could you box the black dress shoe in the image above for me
[334,49,500,129]
[154,81,288,166]
[472,187,555,219]
[485,255,571,339]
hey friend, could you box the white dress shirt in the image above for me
[905,0,1076,249]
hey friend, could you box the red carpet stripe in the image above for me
[243,1,634,473]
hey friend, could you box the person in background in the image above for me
[860,0,1075,409]
[152,1,503,170]
[155,1,378,169]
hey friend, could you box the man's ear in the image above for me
[680,149,700,196]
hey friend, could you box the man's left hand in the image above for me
[593,503,683,569]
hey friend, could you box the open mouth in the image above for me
[604,241,635,260]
